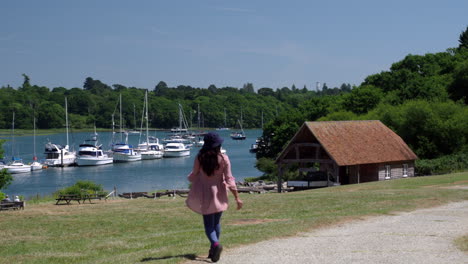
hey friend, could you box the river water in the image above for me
[1,129,263,198]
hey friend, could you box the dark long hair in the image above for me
[198,146,222,176]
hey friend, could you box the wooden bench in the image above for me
[0,201,25,211]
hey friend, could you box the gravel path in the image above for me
[186,200,468,264]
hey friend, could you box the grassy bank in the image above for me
[0,173,467,264]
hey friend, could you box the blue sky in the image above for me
[1,0,467,90]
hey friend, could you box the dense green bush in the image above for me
[415,151,468,175]
[55,180,107,197]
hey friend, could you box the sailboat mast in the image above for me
[65,97,69,147]
[261,110,264,129]
[224,108,227,127]
[119,94,123,142]
[133,104,136,130]
[145,90,149,144]
[240,107,243,127]
[11,112,15,157]
[197,104,200,129]
[33,110,37,158]
[179,103,183,130]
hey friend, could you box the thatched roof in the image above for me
[277,120,418,166]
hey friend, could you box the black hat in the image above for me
[203,132,224,149]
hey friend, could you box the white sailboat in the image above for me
[138,90,163,160]
[44,97,77,167]
[5,158,31,174]
[170,103,189,133]
[112,94,142,162]
[4,112,30,174]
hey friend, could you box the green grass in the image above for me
[0,172,467,264]
[454,235,468,252]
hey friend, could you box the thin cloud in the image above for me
[215,7,255,13]
[149,26,169,36]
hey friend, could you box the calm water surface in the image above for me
[1,129,263,198]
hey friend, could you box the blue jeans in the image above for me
[203,212,223,246]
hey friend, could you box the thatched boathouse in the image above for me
[275,120,418,192]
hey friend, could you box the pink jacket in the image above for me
[186,153,237,215]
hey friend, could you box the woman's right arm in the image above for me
[223,154,243,210]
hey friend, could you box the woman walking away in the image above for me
[186,132,243,262]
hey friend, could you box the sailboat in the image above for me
[230,108,246,140]
[4,112,31,174]
[112,94,142,162]
[138,90,163,160]
[230,119,246,140]
[30,112,44,171]
[170,103,189,133]
[44,97,77,167]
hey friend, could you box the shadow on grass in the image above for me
[141,253,202,262]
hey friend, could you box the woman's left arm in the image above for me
[187,157,200,183]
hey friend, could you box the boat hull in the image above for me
[5,166,31,174]
[163,150,190,158]
[141,151,163,160]
[76,156,113,166]
[44,157,76,167]
[30,162,44,171]
[113,153,142,162]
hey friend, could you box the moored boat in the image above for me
[5,158,31,174]
[138,137,164,160]
[76,137,113,166]
[163,143,190,157]
[43,98,76,167]
[112,143,142,162]
[137,90,164,160]
[230,119,246,140]
[44,142,77,167]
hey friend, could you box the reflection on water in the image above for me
[2,130,263,198]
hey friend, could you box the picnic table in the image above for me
[55,194,106,205]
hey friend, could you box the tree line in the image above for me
[0,77,352,131]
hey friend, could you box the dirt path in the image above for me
[187,200,468,264]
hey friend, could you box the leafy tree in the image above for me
[342,85,383,114]
[37,103,64,129]
[458,26,468,49]
[318,110,358,121]
[0,139,5,159]
[299,97,332,121]
[241,83,255,93]
[0,140,13,193]
[448,61,468,103]
[83,77,112,95]
[257,109,304,159]
[208,84,217,93]
[22,73,31,89]
[258,87,275,97]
